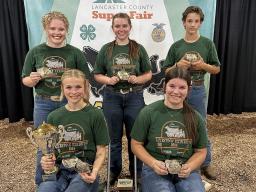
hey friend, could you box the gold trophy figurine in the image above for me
[26,122,64,181]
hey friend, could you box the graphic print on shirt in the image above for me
[112,53,135,81]
[37,56,66,88]
[56,123,88,159]
[155,121,192,157]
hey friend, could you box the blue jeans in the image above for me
[34,95,67,185]
[103,87,144,177]
[38,167,99,192]
[141,165,205,192]
[187,85,211,167]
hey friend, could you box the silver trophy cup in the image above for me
[26,122,64,181]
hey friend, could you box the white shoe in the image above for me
[202,179,212,191]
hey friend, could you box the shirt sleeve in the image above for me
[194,113,208,149]
[93,45,107,74]
[75,49,91,79]
[21,49,35,77]
[93,109,110,146]
[207,41,221,66]
[162,44,176,70]
[139,45,151,73]
[131,107,151,142]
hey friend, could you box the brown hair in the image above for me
[60,69,90,104]
[182,6,204,22]
[164,67,198,144]
[107,12,139,59]
[42,11,69,31]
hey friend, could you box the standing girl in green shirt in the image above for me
[94,12,152,185]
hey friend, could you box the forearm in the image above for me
[185,148,207,171]
[94,74,111,85]
[202,63,220,74]
[131,139,156,169]
[136,71,152,84]
[91,145,106,175]
[22,76,36,87]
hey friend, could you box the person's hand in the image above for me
[107,76,120,85]
[190,58,205,70]
[40,154,56,172]
[178,163,192,178]
[176,58,191,69]
[151,160,168,175]
[80,170,97,183]
[29,72,42,86]
[128,75,138,84]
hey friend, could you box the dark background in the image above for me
[0,0,255,122]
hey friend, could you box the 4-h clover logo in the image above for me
[80,24,96,42]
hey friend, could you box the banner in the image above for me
[24,0,216,107]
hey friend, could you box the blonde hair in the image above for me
[60,69,90,104]
[42,11,69,31]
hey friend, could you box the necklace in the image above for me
[65,103,87,111]
[164,102,183,120]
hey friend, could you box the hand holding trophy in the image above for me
[26,122,64,181]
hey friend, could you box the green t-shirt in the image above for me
[47,104,109,163]
[22,43,90,96]
[162,36,220,81]
[93,42,151,90]
[131,100,207,163]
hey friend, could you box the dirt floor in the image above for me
[0,113,256,192]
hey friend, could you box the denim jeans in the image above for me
[34,95,67,185]
[187,85,211,167]
[103,87,144,177]
[38,167,99,192]
[141,165,205,192]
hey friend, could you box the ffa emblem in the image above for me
[151,23,166,42]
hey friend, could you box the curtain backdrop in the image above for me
[208,0,256,114]
[0,0,33,122]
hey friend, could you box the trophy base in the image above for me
[42,173,57,182]
[116,178,133,191]
[42,167,58,181]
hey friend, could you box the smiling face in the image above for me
[183,13,202,35]
[112,17,131,44]
[164,78,189,109]
[45,19,67,48]
[62,77,86,107]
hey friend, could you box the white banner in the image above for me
[24,0,216,108]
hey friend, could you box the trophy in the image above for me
[165,159,182,174]
[62,157,92,173]
[117,70,130,81]
[26,122,64,181]
[37,67,56,78]
[183,51,201,65]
